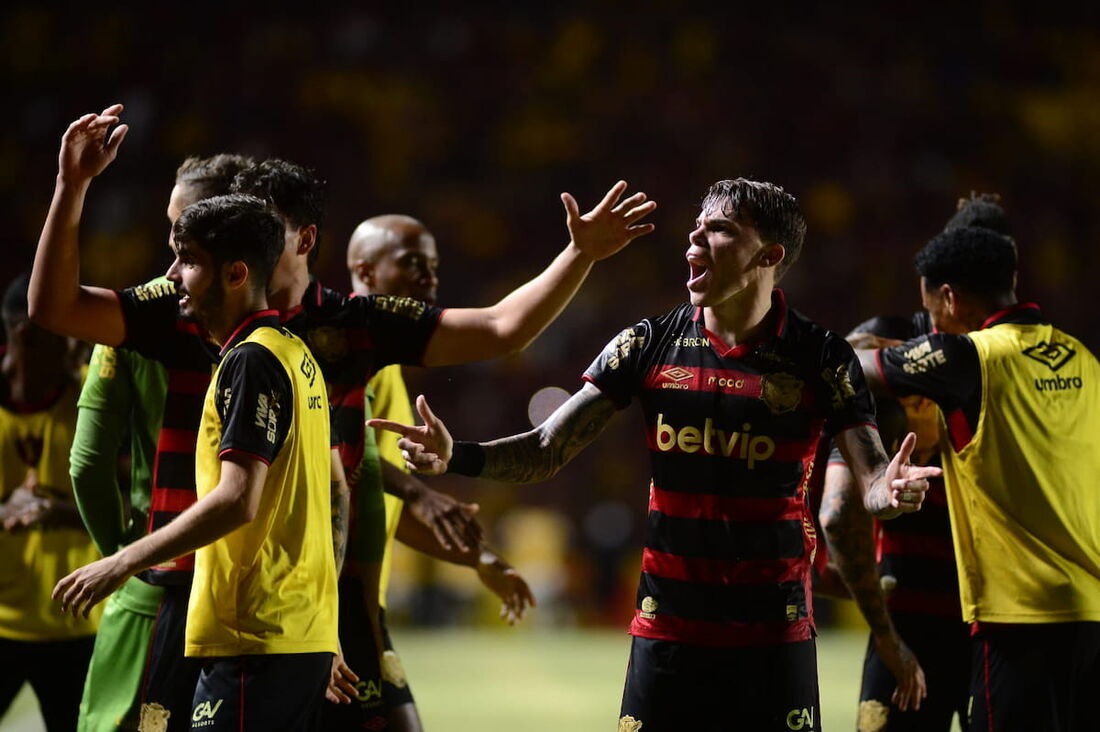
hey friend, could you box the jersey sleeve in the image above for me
[116,282,183,362]
[875,333,980,410]
[214,344,294,465]
[350,295,443,368]
[816,335,877,436]
[77,345,132,413]
[582,321,652,409]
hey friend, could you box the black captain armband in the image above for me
[448,441,486,477]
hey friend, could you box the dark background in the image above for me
[5,3,1097,625]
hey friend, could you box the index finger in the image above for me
[366,418,417,437]
[893,432,917,465]
[595,180,628,211]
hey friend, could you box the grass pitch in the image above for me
[1,627,961,730]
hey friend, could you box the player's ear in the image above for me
[225,260,249,290]
[297,224,318,258]
[760,243,785,269]
[941,284,958,315]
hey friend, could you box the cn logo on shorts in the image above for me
[786,707,815,730]
[192,699,224,726]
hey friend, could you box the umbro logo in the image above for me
[1023,342,1076,372]
[659,366,693,382]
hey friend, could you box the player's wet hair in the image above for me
[231,159,326,267]
[2,272,30,323]
[176,154,255,200]
[915,225,1017,300]
[172,195,285,293]
[701,179,807,279]
[944,192,1008,235]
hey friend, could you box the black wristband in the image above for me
[448,441,486,477]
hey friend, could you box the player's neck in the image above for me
[703,283,775,349]
[209,294,271,347]
[268,268,311,314]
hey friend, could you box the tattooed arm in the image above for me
[330,448,350,575]
[368,383,618,482]
[820,461,926,711]
[835,425,941,519]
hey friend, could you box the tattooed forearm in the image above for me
[480,383,616,484]
[819,462,894,637]
[836,424,893,516]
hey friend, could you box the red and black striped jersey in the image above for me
[118,279,441,584]
[583,291,875,647]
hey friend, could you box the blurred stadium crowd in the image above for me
[3,4,1098,630]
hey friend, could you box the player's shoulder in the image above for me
[122,276,177,305]
[783,306,850,359]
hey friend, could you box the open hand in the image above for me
[326,650,360,704]
[52,554,130,618]
[872,631,927,712]
[477,551,536,625]
[58,104,129,185]
[405,483,481,553]
[562,181,656,261]
[368,395,453,475]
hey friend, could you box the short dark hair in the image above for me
[231,159,326,266]
[915,225,1017,300]
[175,154,255,200]
[944,192,1009,235]
[172,195,285,293]
[2,272,30,322]
[701,179,807,278]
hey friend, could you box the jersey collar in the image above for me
[980,302,1042,330]
[220,310,280,356]
[693,289,789,359]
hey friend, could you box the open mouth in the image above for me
[686,255,710,291]
[178,293,191,309]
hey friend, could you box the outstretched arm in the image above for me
[819,462,926,711]
[835,427,942,519]
[369,382,618,482]
[421,182,656,366]
[30,104,130,345]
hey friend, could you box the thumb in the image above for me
[415,394,439,427]
[106,124,129,155]
[560,192,580,226]
[462,502,481,515]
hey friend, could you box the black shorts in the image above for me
[620,635,820,732]
[968,621,1100,732]
[0,634,94,731]
[141,584,203,732]
[321,575,415,731]
[190,653,330,731]
[859,614,970,731]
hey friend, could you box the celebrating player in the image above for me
[55,195,339,729]
[372,178,941,731]
[69,153,253,732]
[856,202,1100,732]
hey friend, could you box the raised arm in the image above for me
[834,426,942,519]
[29,104,130,345]
[819,460,926,711]
[369,382,618,483]
[420,182,656,366]
[53,455,268,617]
